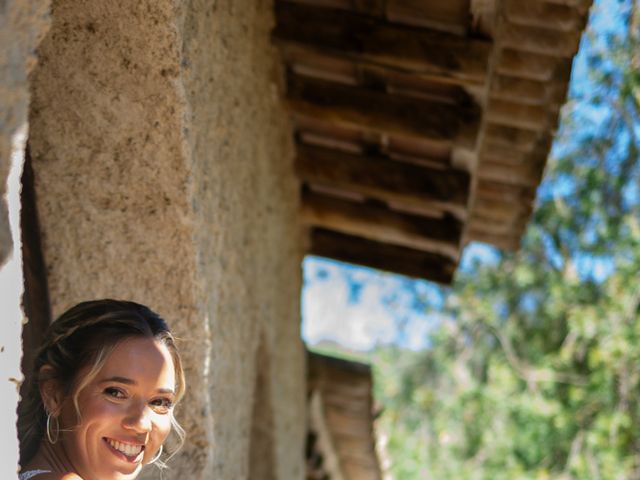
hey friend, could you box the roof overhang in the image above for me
[274,0,592,283]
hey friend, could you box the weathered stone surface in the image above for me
[180,0,305,477]
[27,0,304,479]
[0,1,50,478]
[28,1,209,475]
[0,0,50,265]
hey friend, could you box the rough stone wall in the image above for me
[27,0,212,476]
[0,0,50,263]
[179,0,305,477]
[0,1,50,478]
[27,0,305,478]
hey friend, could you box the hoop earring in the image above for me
[46,413,59,444]
[148,445,163,465]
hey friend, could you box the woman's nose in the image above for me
[122,402,152,433]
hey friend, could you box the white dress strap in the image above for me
[19,469,51,480]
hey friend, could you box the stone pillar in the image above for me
[180,0,306,477]
[0,1,50,478]
[27,0,305,478]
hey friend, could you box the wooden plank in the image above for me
[477,157,545,187]
[342,460,382,480]
[481,133,553,167]
[352,0,386,15]
[317,382,373,399]
[301,190,463,258]
[325,407,376,438]
[468,212,530,243]
[309,228,457,283]
[496,49,560,82]
[280,42,487,88]
[339,455,380,475]
[500,22,582,57]
[475,179,536,203]
[473,197,532,223]
[504,0,584,31]
[287,75,480,144]
[322,392,374,414]
[295,144,470,209]
[273,2,491,83]
[543,0,592,14]
[331,435,378,462]
[484,125,543,152]
[480,143,531,164]
[385,0,470,34]
[486,99,550,131]
[490,75,548,105]
[282,43,359,85]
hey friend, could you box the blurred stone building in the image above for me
[1,0,590,478]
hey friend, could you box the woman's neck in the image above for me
[24,440,80,478]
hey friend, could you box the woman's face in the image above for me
[56,337,176,480]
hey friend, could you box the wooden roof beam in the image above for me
[472,197,533,223]
[500,22,582,57]
[504,0,586,31]
[485,98,551,131]
[301,189,463,259]
[477,157,546,187]
[295,143,470,214]
[474,180,536,203]
[309,228,457,283]
[490,75,570,108]
[288,75,480,146]
[280,42,486,89]
[543,0,592,14]
[273,1,491,84]
[343,461,383,480]
[288,74,481,146]
[483,125,545,152]
[496,49,562,82]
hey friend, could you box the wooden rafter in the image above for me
[287,74,481,145]
[310,228,456,283]
[273,0,592,282]
[274,1,492,84]
[301,189,463,259]
[295,144,470,210]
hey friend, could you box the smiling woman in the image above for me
[17,300,186,480]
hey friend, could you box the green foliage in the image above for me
[373,3,640,478]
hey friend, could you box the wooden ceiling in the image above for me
[273,0,592,283]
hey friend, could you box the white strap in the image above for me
[19,469,51,480]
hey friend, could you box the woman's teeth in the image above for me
[107,439,143,456]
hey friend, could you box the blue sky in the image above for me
[301,0,628,352]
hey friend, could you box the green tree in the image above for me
[374,2,640,478]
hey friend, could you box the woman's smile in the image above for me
[103,438,145,464]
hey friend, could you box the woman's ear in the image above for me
[39,365,64,415]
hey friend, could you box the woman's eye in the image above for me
[150,398,174,413]
[104,387,126,399]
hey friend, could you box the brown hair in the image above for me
[18,299,186,467]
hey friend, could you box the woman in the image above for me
[18,299,186,480]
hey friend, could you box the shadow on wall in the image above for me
[249,335,276,480]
